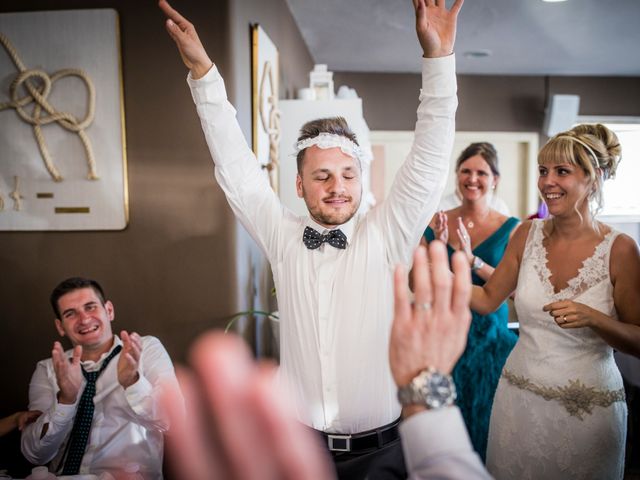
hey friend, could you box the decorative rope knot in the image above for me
[0,32,98,182]
[9,175,23,211]
[258,61,280,185]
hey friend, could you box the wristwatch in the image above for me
[397,367,457,409]
[471,255,485,271]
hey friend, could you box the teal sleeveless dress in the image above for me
[424,216,519,461]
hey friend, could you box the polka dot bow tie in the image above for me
[303,226,347,250]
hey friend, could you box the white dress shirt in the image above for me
[21,335,177,479]
[188,55,457,433]
[401,407,492,479]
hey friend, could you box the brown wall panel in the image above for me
[0,0,312,472]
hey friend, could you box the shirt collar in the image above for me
[80,335,122,371]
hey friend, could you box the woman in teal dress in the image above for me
[422,142,519,461]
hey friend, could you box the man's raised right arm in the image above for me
[159,0,283,256]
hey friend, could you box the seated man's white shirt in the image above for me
[188,56,457,433]
[21,335,177,479]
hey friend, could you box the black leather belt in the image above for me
[316,418,401,453]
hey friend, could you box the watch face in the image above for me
[421,371,456,409]
[398,368,457,409]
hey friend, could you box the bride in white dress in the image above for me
[470,123,640,479]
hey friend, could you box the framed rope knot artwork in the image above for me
[251,24,280,194]
[0,9,128,230]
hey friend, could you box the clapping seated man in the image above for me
[21,277,179,479]
[162,242,492,479]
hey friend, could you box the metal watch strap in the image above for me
[472,256,485,271]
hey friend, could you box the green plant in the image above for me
[224,310,279,334]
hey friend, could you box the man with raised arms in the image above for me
[160,0,462,476]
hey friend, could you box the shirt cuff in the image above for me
[399,406,472,469]
[420,54,456,97]
[187,64,228,106]
[50,401,77,426]
[124,375,153,411]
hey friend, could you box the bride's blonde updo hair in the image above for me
[538,123,621,216]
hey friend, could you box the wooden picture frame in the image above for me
[0,9,128,231]
[251,24,280,193]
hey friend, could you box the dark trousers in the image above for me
[331,438,406,480]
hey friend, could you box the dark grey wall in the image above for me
[0,0,312,473]
[334,72,640,132]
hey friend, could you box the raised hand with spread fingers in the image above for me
[391,242,471,390]
[413,0,464,58]
[52,342,83,405]
[118,330,142,388]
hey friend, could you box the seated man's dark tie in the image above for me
[61,345,122,475]
[303,226,347,250]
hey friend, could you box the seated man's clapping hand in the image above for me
[118,330,142,388]
[52,342,83,405]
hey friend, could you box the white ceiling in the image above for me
[285,0,640,76]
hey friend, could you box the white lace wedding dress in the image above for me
[486,220,627,479]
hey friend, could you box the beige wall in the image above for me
[0,0,312,472]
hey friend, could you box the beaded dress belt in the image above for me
[503,369,625,420]
[316,417,401,453]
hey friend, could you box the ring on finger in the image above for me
[562,315,567,323]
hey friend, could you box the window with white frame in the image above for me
[578,118,640,222]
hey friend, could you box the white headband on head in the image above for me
[295,132,362,161]
[556,135,603,177]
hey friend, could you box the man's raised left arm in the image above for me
[380,0,463,266]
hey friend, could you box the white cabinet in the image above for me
[278,98,374,216]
